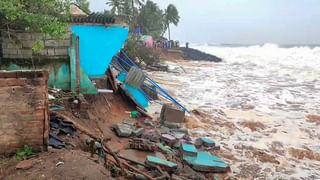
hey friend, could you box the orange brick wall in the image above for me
[0,71,49,155]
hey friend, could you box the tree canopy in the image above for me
[0,0,70,38]
[164,4,180,27]
[137,1,164,39]
[75,0,90,13]
[106,0,123,15]
[164,4,180,40]
[106,0,180,40]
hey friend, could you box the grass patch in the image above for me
[16,145,33,161]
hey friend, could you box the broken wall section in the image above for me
[0,71,49,155]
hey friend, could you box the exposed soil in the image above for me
[1,79,135,179]
[3,149,112,180]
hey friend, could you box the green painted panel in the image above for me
[1,62,97,94]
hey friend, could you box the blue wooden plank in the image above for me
[117,72,149,108]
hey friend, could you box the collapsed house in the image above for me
[0,4,230,179]
[0,4,129,154]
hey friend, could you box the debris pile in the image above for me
[49,114,77,149]
[104,104,231,178]
[9,56,231,179]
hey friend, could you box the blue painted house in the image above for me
[0,4,129,95]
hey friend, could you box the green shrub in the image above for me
[16,145,33,160]
[124,35,160,66]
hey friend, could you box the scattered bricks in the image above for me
[161,134,177,147]
[129,138,157,152]
[54,48,68,56]
[141,129,160,143]
[160,104,185,124]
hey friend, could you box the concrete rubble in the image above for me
[1,71,230,180]
[106,102,230,177]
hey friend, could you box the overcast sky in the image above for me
[89,0,320,45]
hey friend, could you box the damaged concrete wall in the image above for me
[0,30,71,61]
[0,71,49,155]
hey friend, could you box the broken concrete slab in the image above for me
[163,121,182,129]
[129,138,157,152]
[156,143,173,154]
[172,131,187,140]
[183,151,230,173]
[113,123,133,137]
[122,119,136,127]
[180,143,198,157]
[160,104,185,124]
[161,134,177,147]
[141,129,160,143]
[145,156,178,172]
[133,128,145,137]
[195,137,216,148]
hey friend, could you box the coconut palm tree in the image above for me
[131,0,144,8]
[106,0,123,15]
[126,0,145,22]
[137,0,164,38]
[75,0,90,13]
[164,4,180,41]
